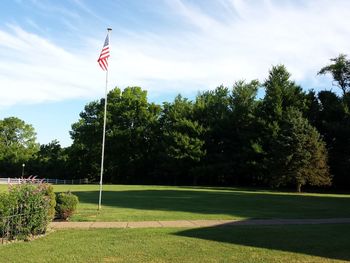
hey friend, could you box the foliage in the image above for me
[0,183,53,240]
[259,65,310,186]
[55,192,79,220]
[28,140,70,179]
[318,54,350,95]
[0,117,39,177]
[272,108,331,192]
[70,87,161,183]
[44,184,56,220]
[5,56,350,191]
[0,192,16,236]
[64,66,335,191]
[160,95,205,184]
[312,91,350,189]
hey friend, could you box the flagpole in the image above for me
[98,28,112,210]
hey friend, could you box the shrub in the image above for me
[8,183,52,239]
[0,192,16,237]
[55,192,79,220]
[43,184,56,220]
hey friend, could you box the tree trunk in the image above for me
[296,183,302,193]
[193,174,198,186]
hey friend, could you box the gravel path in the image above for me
[50,218,350,229]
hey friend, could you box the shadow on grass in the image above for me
[72,189,350,219]
[175,223,350,261]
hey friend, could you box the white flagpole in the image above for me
[98,28,112,210]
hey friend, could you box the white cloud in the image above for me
[1,0,350,107]
[0,25,102,107]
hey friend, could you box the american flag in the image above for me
[97,34,110,71]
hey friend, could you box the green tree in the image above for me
[193,86,231,185]
[70,87,161,183]
[161,95,205,185]
[259,65,309,185]
[29,140,70,179]
[69,100,103,180]
[315,91,350,189]
[261,65,308,122]
[273,108,331,192]
[229,80,263,185]
[0,117,39,176]
[105,87,161,183]
[318,54,350,95]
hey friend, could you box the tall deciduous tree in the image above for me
[29,140,69,179]
[105,87,161,183]
[318,54,350,95]
[70,87,160,183]
[0,117,39,176]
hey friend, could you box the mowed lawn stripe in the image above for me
[55,185,350,222]
[1,184,349,222]
[0,224,349,262]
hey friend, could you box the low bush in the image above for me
[43,184,56,221]
[1,183,55,241]
[55,192,79,220]
[0,192,16,236]
[9,184,52,239]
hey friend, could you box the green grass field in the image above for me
[0,224,349,262]
[1,184,350,221]
[1,184,350,262]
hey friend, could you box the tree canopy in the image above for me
[3,56,350,192]
[0,117,39,176]
[318,54,350,95]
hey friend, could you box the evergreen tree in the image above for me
[193,86,231,185]
[260,65,309,185]
[273,108,331,192]
[160,95,205,185]
[229,80,263,185]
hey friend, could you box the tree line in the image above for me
[1,55,350,192]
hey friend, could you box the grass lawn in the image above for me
[1,184,350,221]
[0,224,349,262]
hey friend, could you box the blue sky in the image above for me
[0,0,349,147]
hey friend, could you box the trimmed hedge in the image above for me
[55,192,79,220]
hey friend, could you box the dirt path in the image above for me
[50,218,350,229]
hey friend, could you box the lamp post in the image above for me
[22,163,25,177]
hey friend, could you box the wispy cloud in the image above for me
[0,25,100,107]
[1,0,350,107]
[162,0,350,82]
[29,0,80,19]
[70,0,111,25]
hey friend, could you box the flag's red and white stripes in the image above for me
[97,34,110,71]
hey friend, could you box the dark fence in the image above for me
[0,206,46,244]
[0,178,89,185]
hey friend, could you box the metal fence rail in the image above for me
[0,207,48,244]
[0,178,89,185]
